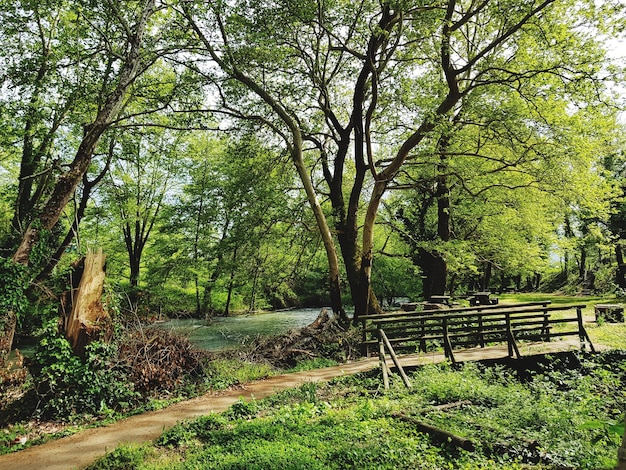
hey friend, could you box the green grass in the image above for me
[202,359,276,390]
[494,293,626,350]
[88,351,625,470]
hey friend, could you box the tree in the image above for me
[153,133,302,316]
[102,129,181,307]
[179,0,622,320]
[179,1,349,321]
[10,0,159,265]
[389,77,620,296]
[0,0,161,357]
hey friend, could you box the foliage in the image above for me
[91,350,624,470]
[201,358,274,391]
[0,257,28,322]
[29,322,141,419]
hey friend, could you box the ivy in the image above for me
[0,256,29,325]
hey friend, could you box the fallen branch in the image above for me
[433,400,472,411]
[391,412,475,451]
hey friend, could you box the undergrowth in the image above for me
[89,350,625,470]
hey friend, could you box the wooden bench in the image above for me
[468,291,498,306]
[360,302,595,388]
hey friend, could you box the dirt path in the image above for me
[0,340,595,470]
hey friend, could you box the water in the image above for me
[150,308,326,351]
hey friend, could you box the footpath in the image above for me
[0,339,591,470]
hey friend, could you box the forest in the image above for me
[1,0,626,467]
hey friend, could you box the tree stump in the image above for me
[62,249,111,357]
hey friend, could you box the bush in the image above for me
[30,322,140,419]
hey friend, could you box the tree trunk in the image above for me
[418,248,448,299]
[0,311,16,368]
[615,244,626,289]
[224,247,238,316]
[62,249,111,358]
[482,261,493,291]
[579,246,586,280]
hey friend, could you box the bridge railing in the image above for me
[360,302,595,389]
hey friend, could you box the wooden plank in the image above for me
[367,304,584,326]
[359,301,552,321]
[379,329,412,388]
[378,331,389,390]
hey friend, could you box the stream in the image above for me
[151,307,326,351]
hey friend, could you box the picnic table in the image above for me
[469,291,498,306]
[428,295,452,306]
[594,304,624,323]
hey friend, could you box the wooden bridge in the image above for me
[360,301,596,389]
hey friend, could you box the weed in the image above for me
[85,443,152,470]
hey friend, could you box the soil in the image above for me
[0,337,598,470]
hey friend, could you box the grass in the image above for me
[488,293,626,350]
[87,350,625,470]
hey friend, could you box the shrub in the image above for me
[30,322,140,419]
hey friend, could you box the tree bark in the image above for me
[0,311,16,368]
[482,261,493,291]
[418,248,448,299]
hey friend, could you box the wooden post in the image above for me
[478,315,485,348]
[542,305,550,341]
[442,318,455,363]
[505,313,521,359]
[576,306,595,353]
[419,316,426,352]
[379,329,411,389]
[360,319,369,356]
[377,328,389,390]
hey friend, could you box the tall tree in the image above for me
[0,0,161,358]
[180,2,349,321]
[11,0,159,265]
[179,0,622,320]
[389,77,620,297]
[153,133,299,316]
[103,129,180,305]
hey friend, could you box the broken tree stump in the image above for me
[62,249,111,357]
